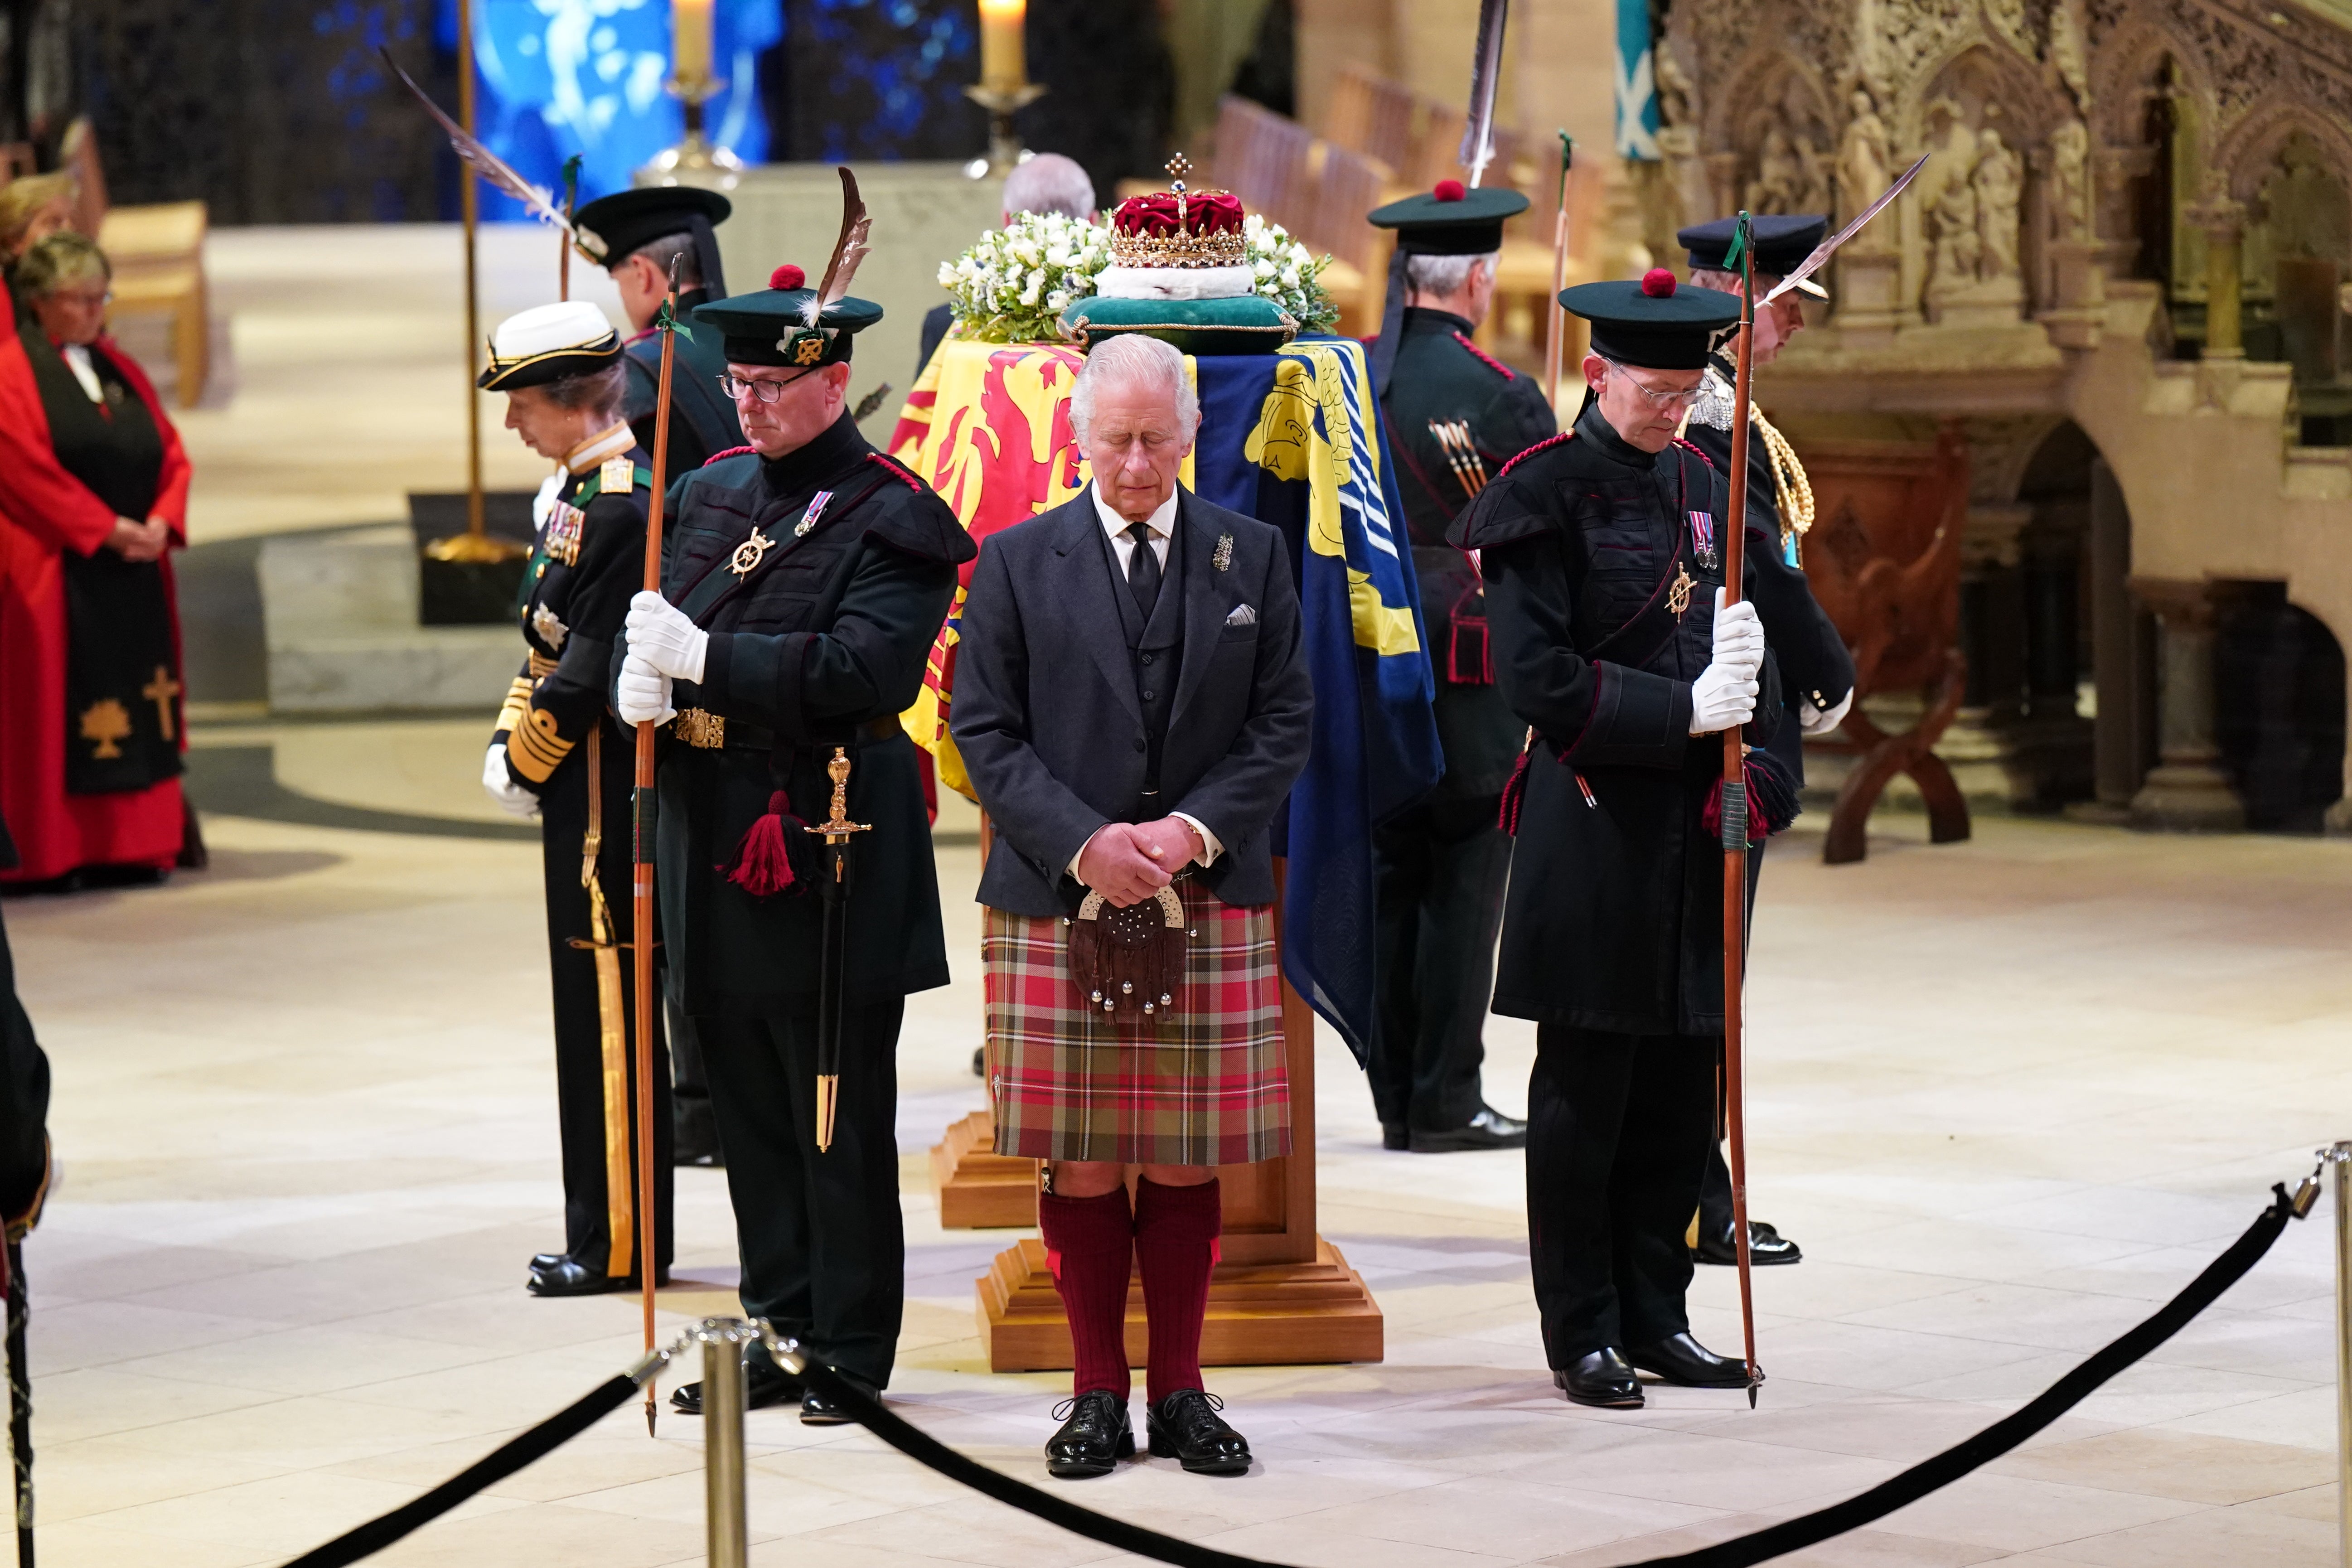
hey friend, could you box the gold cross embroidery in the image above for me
[1667,564,1695,619]
[141,665,181,741]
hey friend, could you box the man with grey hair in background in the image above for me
[951,332,1312,1480]
[1359,182,1558,1154]
[917,152,1099,374]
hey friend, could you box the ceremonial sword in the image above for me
[806,750,871,1152]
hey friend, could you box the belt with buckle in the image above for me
[673,711,900,751]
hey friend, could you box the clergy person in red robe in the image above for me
[0,232,191,887]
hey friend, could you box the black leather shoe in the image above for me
[669,1357,805,1415]
[1628,1332,1756,1389]
[1554,1348,1643,1408]
[799,1373,878,1426]
[1694,1217,1801,1267]
[1409,1105,1529,1152]
[1046,1389,1135,1478]
[1381,1124,1408,1151]
[1147,1389,1251,1475]
[529,1252,565,1272]
[527,1258,627,1297]
[972,1045,987,1078]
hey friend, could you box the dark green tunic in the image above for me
[622,287,745,477]
[615,411,973,1018]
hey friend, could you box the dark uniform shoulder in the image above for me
[855,453,976,566]
[1448,431,1580,550]
[1449,329,1518,382]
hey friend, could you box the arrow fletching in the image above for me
[1761,151,1928,305]
[806,167,872,329]
[1457,0,1511,186]
[379,47,574,237]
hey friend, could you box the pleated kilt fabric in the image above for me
[985,879,1291,1166]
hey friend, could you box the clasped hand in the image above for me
[1077,818,1204,908]
[1689,590,1764,736]
[625,590,708,682]
[106,515,170,563]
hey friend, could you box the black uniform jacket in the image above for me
[612,412,974,1017]
[1679,353,1855,782]
[1449,401,1783,1036]
[622,287,745,477]
[949,488,1314,917]
[1379,307,1558,802]
[496,444,649,789]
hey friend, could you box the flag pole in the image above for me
[1720,209,1762,1407]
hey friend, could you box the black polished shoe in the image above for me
[1628,1332,1756,1389]
[1694,1217,1801,1267]
[1147,1389,1251,1476]
[1381,1123,1408,1151]
[669,1357,806,1415]
[527,1258,628,1297]
[529,1252,565,1272]
[1046,1389,1135,1478]
[1554,1348,1643,1408]
[799,1372,878,1426]
[1409,1105,1529,1152]
[972,1045,987,1078]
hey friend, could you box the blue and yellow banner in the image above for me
[890,334,1440,1062]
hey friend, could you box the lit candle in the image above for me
[978,0,1026,91]
[674,0,714,86]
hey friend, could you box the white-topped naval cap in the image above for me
[479,300,623,390]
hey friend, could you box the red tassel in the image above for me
[724,790,808,896]
[1498,747,1534,836]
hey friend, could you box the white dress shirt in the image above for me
[1069,480,1223,884]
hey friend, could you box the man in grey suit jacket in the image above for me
[951,333,1312,1482]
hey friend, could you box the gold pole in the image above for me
[2332,1143,2351,1568]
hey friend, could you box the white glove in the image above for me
[1800,688,1855,735]
[480,743,540,819]
[626,590,709,682]
[616,654,676,727]
[1689,663,1759,734]
[1709,590,1764,678]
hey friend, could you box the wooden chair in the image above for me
[62,118,210,408]
[1212,96,1313,233]
[1413,102,1467,191]
[1323,65,1414,177]
[1302,142,1389,337]
[1793,426,1974,863]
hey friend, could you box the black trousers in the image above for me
[1526,1024,1715,1364]
[1370,795,1510,1131]
[542,727,674,1276]
[696,998,905,1388]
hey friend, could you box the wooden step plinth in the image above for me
[928,1109,1041,1229]
[976,1234,1383,1371]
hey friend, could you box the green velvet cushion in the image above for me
[1060,292,1298,356]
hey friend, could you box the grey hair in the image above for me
[621,231,700,289]
[1405,249,1499,298]
[1070,333,1200,452]
[542,361,630,421]
[1003,153,1097,221]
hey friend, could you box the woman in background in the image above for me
[0,173,77,319]
[0,230,192,887]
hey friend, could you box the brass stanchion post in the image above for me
[700,1321,750,1568]
[2329,1143,2352,1568]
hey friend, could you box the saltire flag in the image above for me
[1615,0,1660,161]
[890,335,1441,1062]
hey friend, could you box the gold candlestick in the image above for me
[644,0,740,187]
[963,82,1047,177]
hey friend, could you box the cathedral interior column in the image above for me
[2127,576,2247,830]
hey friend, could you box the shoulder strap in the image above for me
[1495,427,1575,480]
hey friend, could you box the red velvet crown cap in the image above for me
[769,263,805,291]
[1641,267,1677,297]
[1112,189,1246,238]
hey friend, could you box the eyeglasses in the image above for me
[718,371,813,404]
[1600,360,1704,411]
[49,290,111,309]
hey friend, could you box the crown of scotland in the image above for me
[1107,153,1249,269]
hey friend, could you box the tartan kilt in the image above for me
[984,880,1290,1166]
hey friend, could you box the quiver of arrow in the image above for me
[1068,886,1188,1022]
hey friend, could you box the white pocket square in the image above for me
[1224,604,1258,627]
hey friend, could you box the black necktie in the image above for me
[1125,521,1161,618]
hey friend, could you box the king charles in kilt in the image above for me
[614,259,974,1423]
[475,301,673,1298]
[950,333,1313,1480]
[1450,271,1802,1410]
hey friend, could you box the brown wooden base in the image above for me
[928,1109,1041,1229]
[976,1234,1384,1371]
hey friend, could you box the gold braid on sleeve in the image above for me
[1752,407,1815,564]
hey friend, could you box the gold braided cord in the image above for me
[1751,406,1815,562]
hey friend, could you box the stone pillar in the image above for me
[2186,188,2246,360]
[2128,577,2246,830]
[2088,459,2153,811]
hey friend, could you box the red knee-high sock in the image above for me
[1037,1187,1134,1399]
[1134,1176,1221,1407]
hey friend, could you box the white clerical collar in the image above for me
[61,343,103,403]
[563,421,635,475]
[1092,482,1178,542]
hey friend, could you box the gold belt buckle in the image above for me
[674,707,726,749]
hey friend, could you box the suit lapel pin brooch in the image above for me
[1212,532,1233,572]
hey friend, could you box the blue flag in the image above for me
[1615,0,1660,161]
[1190,339,1442,1064]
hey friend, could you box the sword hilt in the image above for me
[803,746,872,852]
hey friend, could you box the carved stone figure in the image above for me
[1973,127,2023,281]
[2049,117,2090,239]
[1838,91,1894,249]
[1748,126,1811,213]
[1931,154,1983,295]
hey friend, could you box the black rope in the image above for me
[276,1373,641,1568]
[801,1183,2301,1568]
[7,1240,29,1568]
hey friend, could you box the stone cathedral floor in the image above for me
[7,722,2345,1568]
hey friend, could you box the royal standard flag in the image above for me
[892,335,1439,1061]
